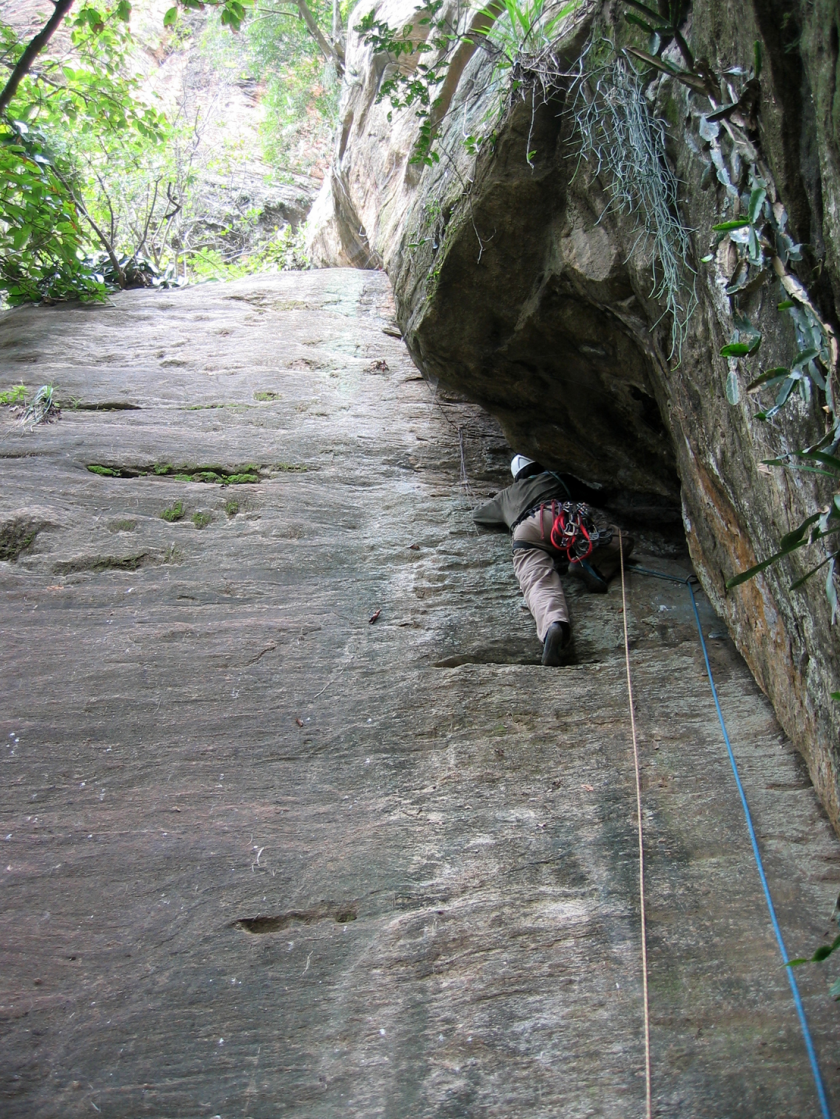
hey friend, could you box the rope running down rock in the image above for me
[619,530,653,1119]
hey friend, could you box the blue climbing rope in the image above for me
[629,563,832,1118]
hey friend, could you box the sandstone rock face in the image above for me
[1,271,840,1115]
[308,0,840,834]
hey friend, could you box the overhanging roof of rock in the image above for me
[311,0,678,499]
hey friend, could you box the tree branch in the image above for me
[49,162,126,286]
[0,0,76,116]
[295,0,343,73]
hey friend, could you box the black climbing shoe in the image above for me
[568,558,609,594]
[542,621,571,667]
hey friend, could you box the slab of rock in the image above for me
[307,0,840,838]
[1,271,839,1116]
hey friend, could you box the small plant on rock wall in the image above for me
[568,47,696,359]
[21,384,60,429]
[787,898,840,1001]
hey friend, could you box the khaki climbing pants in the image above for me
[512,507,622,642]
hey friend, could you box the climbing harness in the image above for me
[510,500,612,559]
[622,558,832,1119]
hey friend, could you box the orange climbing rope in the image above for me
[618,530,653,1119]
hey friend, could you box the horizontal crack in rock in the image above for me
[0,516,49,562]
[433,652,549,668]
[233,903,358,934]
[71,403,141,411]
[86,462,309,482]
[53,549,178,574]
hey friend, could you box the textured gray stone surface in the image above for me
[1,270,839,1117]
[307,0,840,838]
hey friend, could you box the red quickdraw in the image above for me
[549,502,595,561]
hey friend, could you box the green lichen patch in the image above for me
[226,472,259,484]
[86,462,270,484]
[192,511,213,529]
[272,463,308,474]
[225,499,240,517]
[254,391,282,401]
[87,464,124,477]
[108,519,137,533]
[161,501,185,523]
[0,517,42,561]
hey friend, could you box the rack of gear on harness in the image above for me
[539,500,612,561]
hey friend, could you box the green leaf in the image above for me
[826,557,838,623]
[747,367,789,392]
[780,511,821,549]
[798,450,840,473]
[777,299,795,310]
[770,376,796,413]
[712,218,751,232]
[830,976,840,999]
[726,532,812,588]
[623,0,669,23]
[10,224,31,250]
[115,1,132,20]
[810,935,840,963]
[725,368,740,405]
[624,12,656,33]
[748,187,766,225]
[786,957,808,968]
[163,6,178,25]
[792,347,820,369]
[831,692,840,703]
[790,553,835,590]
[721,340,759,358]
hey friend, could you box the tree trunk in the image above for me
[296,0,343,75]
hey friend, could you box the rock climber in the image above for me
[473,456,631,666]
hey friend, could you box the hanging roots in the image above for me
[569,50,697,361]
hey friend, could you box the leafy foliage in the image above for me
[0,384,27,406]
[0,124,108,305]
[0,1,173,303]
[202,0,347,178]
[727,451,840,621]
[355,0,453,165]
[165,0,253,33]
[356,0,582,167]
[0,0,331,303]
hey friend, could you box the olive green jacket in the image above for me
[472,473,568,530]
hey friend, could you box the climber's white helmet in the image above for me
[511,455,536,481]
